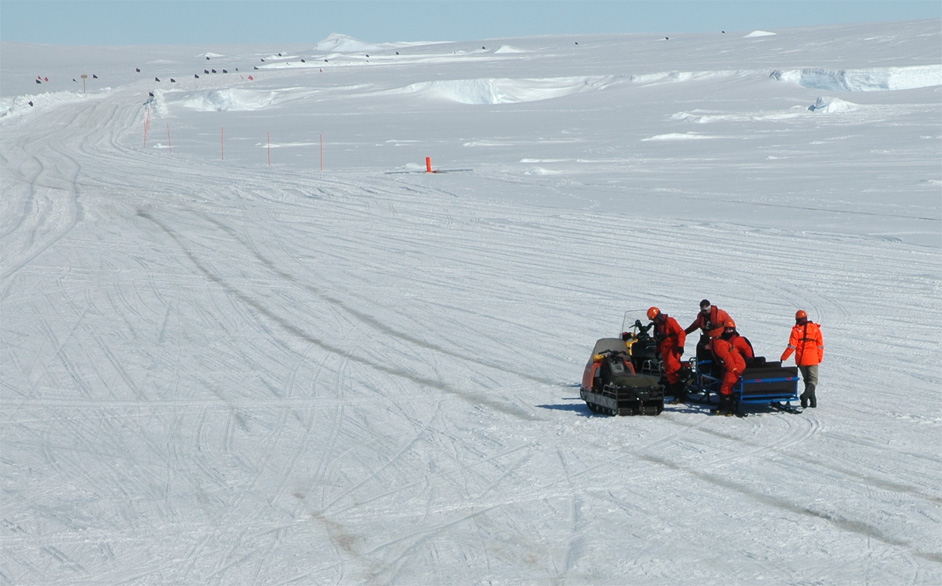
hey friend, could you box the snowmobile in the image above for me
[579,312,664,415]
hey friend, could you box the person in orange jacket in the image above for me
[709,319,748,415]
[781,310,824,408]
[647,306,687,402]
[685,299,732,374]
[684,298,731,338]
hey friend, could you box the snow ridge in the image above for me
[771,65,942,91]
[390,76,617,104]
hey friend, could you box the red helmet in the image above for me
[724,318,736,329]
[795,310,807,320]
[647,307,660,320]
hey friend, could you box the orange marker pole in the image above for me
[144,107,151,148]
[426,157,432,173]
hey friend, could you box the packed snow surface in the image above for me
[2,19,941,586]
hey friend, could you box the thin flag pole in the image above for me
[144,107,151,148]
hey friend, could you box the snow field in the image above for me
[2,19,941,586]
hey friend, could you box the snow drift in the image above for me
[178,88,277,111]
[771,65,942,91]
[390,76,616,104]
[808,96,858,113]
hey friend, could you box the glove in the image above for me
[780,353,788,362]
[621,332,630,341]
[674,348,683,356]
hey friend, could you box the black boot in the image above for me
[799,382,814,409]
[667,386,679,404]
[667,383,679,404]
[713,394,734,416]
[725,394,737,416]
[807,384,817,408]
[669,382,687,404]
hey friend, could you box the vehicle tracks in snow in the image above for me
[589,410,942,565]
[536,401,941,569]
[628,448,941,565]
[197,207,562,388]
[137,208,541,421]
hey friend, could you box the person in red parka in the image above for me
[647,306,687,401]
[781,310,824,408]
[709,319,747,415]
[684,299,731,338]
[685,299,733,374]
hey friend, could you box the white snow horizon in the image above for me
[2,19,941,585]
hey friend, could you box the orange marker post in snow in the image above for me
[426,157,433,173]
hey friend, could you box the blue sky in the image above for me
[2,1,939,45]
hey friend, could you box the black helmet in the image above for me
[699,299,711,311]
